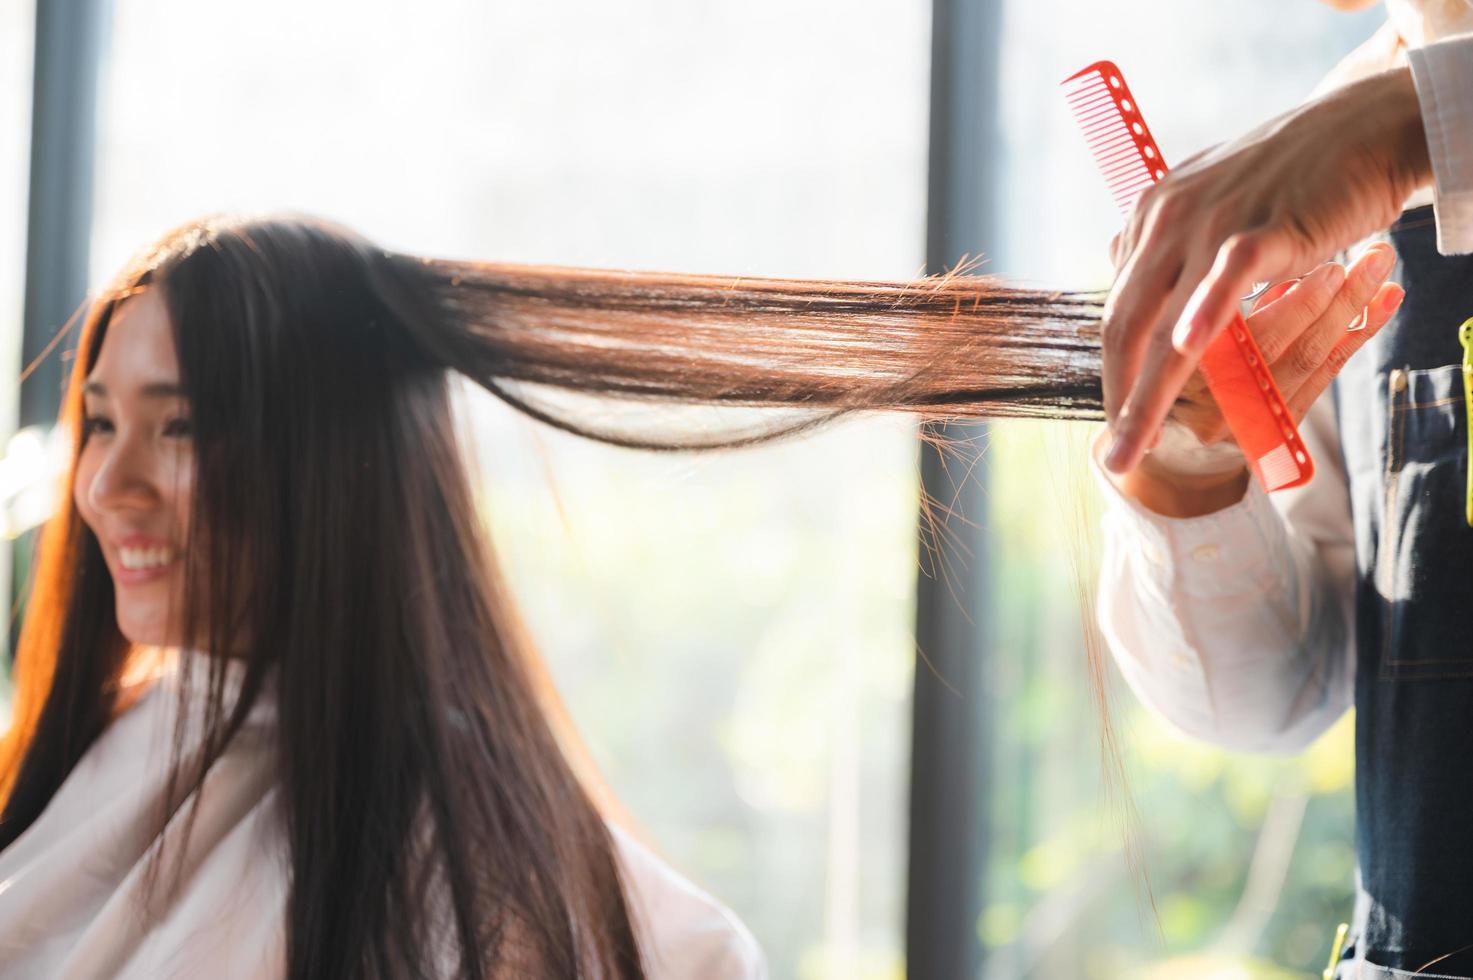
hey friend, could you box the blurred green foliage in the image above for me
[983,419,1356,980]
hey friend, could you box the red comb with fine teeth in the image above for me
[1062,60,1313,492]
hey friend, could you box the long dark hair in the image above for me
[0,214,1101,978]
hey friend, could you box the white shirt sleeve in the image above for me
[1092,390,1357,754]
[1409,31,1473,255]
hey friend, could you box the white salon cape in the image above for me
[0,654,766,979]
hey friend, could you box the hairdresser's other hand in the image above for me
[1118,245,1402,518]
[1101,66,1432,476]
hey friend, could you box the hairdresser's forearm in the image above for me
[1090,398,1355,754]
[1098,527,1354,755]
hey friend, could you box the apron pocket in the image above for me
[1379,364,1473,680]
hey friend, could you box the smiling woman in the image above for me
[76,291,197,646]
[0,212,1101,980]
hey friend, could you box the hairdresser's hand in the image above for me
[1101,66,1432,475]
[1118,245,1402,517]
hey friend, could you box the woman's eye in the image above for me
[162,417,193,438]
[81,415,113,438]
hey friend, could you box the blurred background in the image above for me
[0,1,1384,977]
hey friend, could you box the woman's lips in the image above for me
[113,559,175,587]
[110,536,178,588]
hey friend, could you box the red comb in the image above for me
[1063,60,1313,492]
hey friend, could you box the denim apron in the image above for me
[1332,205,1473,977]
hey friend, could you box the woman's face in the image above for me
[74,288,195,647]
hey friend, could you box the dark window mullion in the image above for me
[13,0,107,659]
[907,0,1003,976]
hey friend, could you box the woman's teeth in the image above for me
[119,546,174,570]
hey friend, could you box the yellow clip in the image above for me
[1462,318,1473,527]
[1323,921,1350,980]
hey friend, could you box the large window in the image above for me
[0,0,34,705]
[6,1,1397,976]
[0,0,29,424]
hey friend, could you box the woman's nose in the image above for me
[87,440,160,514]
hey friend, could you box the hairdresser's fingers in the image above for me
[1170,229,1298,358]
[1250,263,1347,364]
[1271,244,1396,396]
[1116,180,1158,269]
[1161,275,1295,444]
[1108,232,1125,271]
[1103,231,1296,470]
[1248,278,1300,315]
[1100,210,1189,428]
[1146,255,1389,449]
[1284,281,1404,420]
[1104,248,1217,473]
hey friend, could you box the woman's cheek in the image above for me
[72,447,100,532]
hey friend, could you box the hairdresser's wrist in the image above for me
[1119,455,1250,519]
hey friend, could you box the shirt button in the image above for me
[1390,368,1408,394]
[1168,648,1191,667]
[1143,544,1165,566]
[1191,544,1220,563]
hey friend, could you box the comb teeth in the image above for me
[1062,62,1166,215]
[1255,444,1300,491]
[1061,59,1315,494]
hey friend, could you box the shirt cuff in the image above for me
[1089,427,1288,599]
[1409,33,1473,255]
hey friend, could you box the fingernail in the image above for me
[1347,307,1368,332]
[1376,282,1405,316]
[1316,261,1346,289]
[1104,436,1131,472]
[1365,245,1396,280]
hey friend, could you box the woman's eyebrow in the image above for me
[81,380,185,399]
